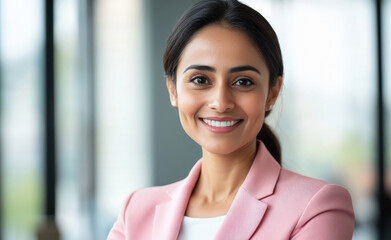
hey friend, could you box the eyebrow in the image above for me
[183,64,261,75]
[229,65,261,75]
[184,65,216,73]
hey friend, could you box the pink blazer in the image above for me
[107,142,355,239]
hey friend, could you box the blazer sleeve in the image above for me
[291,184,355,240]
[107,191,136,240]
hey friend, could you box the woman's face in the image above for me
[167,24,281,155]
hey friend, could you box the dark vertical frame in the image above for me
[82,0,97,237]
[375,0,386,239]
[78,0,96,237]
[44,0,56,219]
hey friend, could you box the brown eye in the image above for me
[234,78,254,86]
[191,76,209,85]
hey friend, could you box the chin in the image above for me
[204,147,235,156]
[198,139,246,156]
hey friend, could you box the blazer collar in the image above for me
[152,160,202,239]
[152,141,281,240]
[241,141,281,200]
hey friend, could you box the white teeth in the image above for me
[202,119,240,127]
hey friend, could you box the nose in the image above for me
[208,83,235,113]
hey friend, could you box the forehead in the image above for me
[177,24,267,72]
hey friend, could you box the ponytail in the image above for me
[257,122,281,164]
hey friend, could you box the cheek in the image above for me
[240,93,267,121]
[177,89,202,122]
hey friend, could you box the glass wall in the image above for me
[1,0,151,239]
[0,0,44,239]
[94,0,151,238]
[54,0,151,239]
[55,0,88,239]
[244,0,376,239]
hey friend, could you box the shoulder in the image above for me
[279,168,354,213]
[274,168,355,239]
[276,168,352,201]
[107,180,186,239]
[126,179,184,205]
[119,179,184,214]
[276,168,354,213]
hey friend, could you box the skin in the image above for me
[167,24,282,217]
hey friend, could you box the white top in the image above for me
[177,215,226,240]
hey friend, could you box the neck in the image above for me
[195,140,258,203]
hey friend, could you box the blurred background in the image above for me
[0,0,390,239]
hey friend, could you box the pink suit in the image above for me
[108,142,355,239]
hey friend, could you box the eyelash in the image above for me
[233,78,254,86]
[190,76,209,85]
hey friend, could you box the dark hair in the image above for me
[163,0,283,164]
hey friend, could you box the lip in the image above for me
[199,117,243,133]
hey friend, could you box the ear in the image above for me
[266,76,282,111]
[166,77,178,107]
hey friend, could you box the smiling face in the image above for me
[167,24,281,155]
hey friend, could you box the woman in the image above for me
[108,0,355,239]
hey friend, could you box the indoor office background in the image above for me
[0,0,389,239]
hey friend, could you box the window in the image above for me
[244,0,376,239]
[0,0,44,239]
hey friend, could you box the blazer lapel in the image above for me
[214,187,268,240]
[215,142,281,240]
[152,160,202,240]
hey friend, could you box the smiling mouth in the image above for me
[201,118,242,127]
